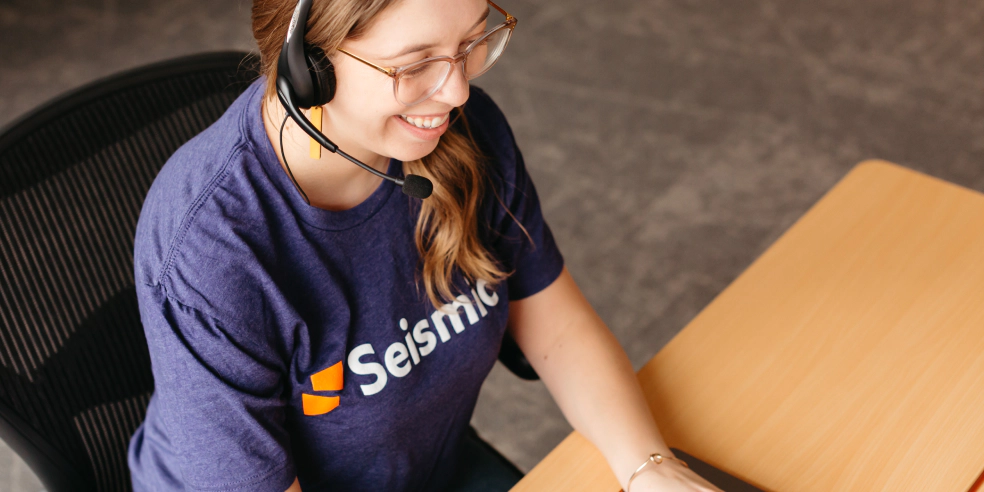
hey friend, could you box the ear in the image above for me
[305,45,336,106]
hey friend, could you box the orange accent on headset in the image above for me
[311,361,343,391]
[309,106,323,159]
[302,393,339,416]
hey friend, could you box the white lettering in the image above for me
[431,305,466,342]
[453,295,480,325]
[384,342,412,378]
[476,279,499,306]
[346,289,500,399]
[412,319,437,356]
[347,344,387,396]
[399,318,420,363]
[471,288,488,317]
[404,333,421,365]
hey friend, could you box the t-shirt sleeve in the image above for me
[139,283,296,491]
[469,87,565,300]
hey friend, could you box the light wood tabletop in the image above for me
[512,160,984,492]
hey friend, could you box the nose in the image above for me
[430,61,470,108]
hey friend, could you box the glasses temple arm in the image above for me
[336,48,396,77]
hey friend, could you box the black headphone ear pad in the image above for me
[304,45,336,106]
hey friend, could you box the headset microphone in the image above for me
[275,0,434,200]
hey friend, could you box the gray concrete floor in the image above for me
[1,0,982,489]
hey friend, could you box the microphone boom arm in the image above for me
[276,76,405,187]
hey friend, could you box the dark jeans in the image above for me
[445,428,523,492]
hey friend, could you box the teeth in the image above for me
[401,113,448,129]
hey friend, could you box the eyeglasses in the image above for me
[336,0,517,106]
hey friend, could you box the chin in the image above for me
[389,140,442,163]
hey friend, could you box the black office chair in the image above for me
[0,51,534,492]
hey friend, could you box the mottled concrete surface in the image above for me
[1,0,981,489]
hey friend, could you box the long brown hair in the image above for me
[252,0,507,308]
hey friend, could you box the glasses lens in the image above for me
[393,23,514,105]
[396,59,453,105]
[464,27,512,79]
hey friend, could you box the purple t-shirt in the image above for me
[127,78,563,491]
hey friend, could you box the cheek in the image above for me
[334,61,387,100]
[333,74,397,132]
[333,65,394,120]
[346,102,439,162]
[331,66,441,160]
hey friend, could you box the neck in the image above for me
[261,97,392,211]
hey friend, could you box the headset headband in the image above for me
[279,0,317,108]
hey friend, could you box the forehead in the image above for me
[348,0,488,56]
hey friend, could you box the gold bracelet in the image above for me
[625,453,689,492]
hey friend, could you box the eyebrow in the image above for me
[383,5,491,61]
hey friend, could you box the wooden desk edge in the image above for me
[855,159,984,200]
[513,160,984,492]
[970,467,984,492]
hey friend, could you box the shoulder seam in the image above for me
[157,139,250,287]
[239,83,268,162]
[142,278,219,326]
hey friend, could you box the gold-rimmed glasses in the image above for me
[336,0,517,106]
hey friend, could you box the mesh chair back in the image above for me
[0,51,260,492]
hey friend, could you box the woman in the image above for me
[127,0,721,490]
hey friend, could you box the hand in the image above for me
[624,459,723,492]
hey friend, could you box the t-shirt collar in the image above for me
[245,77,400,231]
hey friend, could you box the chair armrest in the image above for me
[497,332,539,380]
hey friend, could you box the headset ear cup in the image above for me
[304,45,336,106]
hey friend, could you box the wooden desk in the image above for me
[512,161,984,492]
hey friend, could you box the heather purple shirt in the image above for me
[127,79,563,491]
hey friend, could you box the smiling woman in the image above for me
[255,0,511,310]
[125,0,721,491]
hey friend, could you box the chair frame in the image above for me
[0,51,260,492]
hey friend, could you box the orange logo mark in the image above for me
[303,361,343,416]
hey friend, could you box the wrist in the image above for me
[611,451,664,489]
[591,420,672,487]
[622,451,689,492]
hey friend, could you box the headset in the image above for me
[275,0,434,200]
